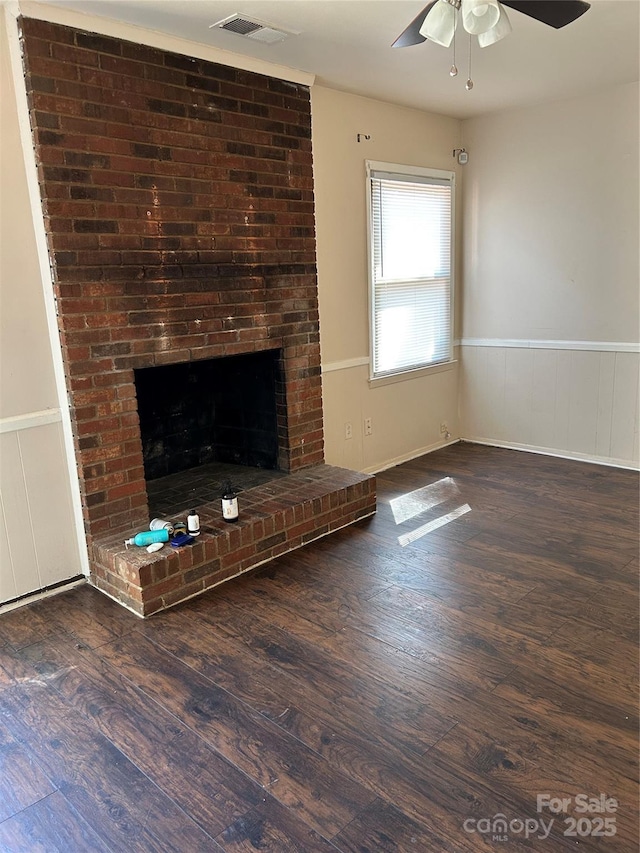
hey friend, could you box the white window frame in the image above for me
[366,160,456,384]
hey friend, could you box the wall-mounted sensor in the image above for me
[453,148,468,165]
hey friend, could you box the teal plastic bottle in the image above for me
[124,529,170,548]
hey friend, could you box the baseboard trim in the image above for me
[461,437,639,472]
[364,437,461,475]
[0,575,86,615]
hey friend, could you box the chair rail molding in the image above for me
[0,408,62,434]
[458,338,640,353]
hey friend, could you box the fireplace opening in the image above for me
[134,349,287,516]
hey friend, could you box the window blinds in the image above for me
[369,169,453,378]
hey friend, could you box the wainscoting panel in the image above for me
[611,352,640,463]
[0,417,83,604]
[460,344,639,468]
[0,431,40,602]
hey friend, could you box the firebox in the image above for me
[134,349,287,515]
[135,349,283,478]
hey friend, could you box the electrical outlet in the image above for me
[440,422,448,435]
[364,417,373,436]
[345,422,353,440]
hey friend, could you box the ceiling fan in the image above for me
[392,0,590,90]
[393,0,590,50]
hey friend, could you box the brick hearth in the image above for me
[93,466,375,616]
[20,17,376,613]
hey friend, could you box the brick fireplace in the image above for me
[20,17,375,615]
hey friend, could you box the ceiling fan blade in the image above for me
[500,0,590,29]
[391,1,437,47]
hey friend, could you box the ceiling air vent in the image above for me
[209,14,295,45]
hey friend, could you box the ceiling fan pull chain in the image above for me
[466,33,474,90]
[450,22,458,76]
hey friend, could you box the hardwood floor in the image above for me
[0,443,637,852]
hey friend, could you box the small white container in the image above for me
[222,494,239,522]
[150,518,174,534]
[187,509,200,536]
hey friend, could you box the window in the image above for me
[367,161,455,380]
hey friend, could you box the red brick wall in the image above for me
[20,17,324,540]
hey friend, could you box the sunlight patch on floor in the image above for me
[389,477,460,524]
[397,503,472,547]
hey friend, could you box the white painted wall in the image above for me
[460,82,639,467]
[0,12,84,603]
[312,86,462,473]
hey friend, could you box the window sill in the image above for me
[369,360,458,389]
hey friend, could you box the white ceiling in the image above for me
[40,0,639,118]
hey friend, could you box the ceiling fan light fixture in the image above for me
[478,4,512,46]
[393,0,591,91]
[461,0,501,35]
[419,0,458,48]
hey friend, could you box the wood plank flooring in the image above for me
[0,443,637,851]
